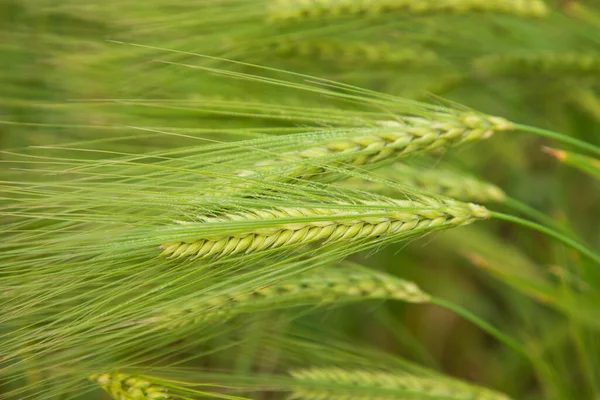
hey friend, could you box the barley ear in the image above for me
[269,0,548,21]
[157,265,430,328]
[90,373,169,400]
[238,113,514,182]
[342,164,507,203]
[288,367,513,400]
[475,52,600,78]
[160,198,490,261]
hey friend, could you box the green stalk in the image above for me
[490,212,600,266]
[430,297,525,356]
[374,307,440,370]
[557,273,600,398]
[431,298,561,399]
[503,197,576,239]
[514,123,600,158]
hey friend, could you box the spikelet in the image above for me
[90,373,169,400]
[269,39,437,65]
[289,367,513,400]
[342,164,507,203]
[158,266,430,328]
[160,198,490,260]
[269,0,548,22]
[236,113,514,180]
[474,52,600,78]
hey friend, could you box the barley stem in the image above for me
[490,212,600,266]
[503,197,577,239]
[425,299,560,399]
[374,307,440,369]
[544,146,600,180]
[430,297,525,356]
[514,123,600,158]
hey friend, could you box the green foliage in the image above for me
[1,1,600,400]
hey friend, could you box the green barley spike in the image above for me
[474,52,600,78]
[157,265,430,328]
[289,367,513,400]
[160,197,490,261]
[269,39,438,66]
[90,373,169,400]
[236,113,514,181]
[342,164,507,203]
[269,0,548,21]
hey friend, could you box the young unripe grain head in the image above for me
[157,266,430,328]
[238,113,513,181]
[269,0,548,21]
[269,39,438,66]
[474,52,600,78]
[160,198,490,261]
[90,373,169,400]
[289,367,513,400]
[342,164,507,203]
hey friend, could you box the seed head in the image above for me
[239,113,513,181]
[158,266,430,328]
[161,198,490,261]
[90,373,169,400]
[289,367,513,400]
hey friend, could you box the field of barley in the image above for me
[1,0,600,399]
